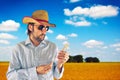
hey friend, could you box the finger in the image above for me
[58,53,69,59]
[65,56,69,61]
[58,53,66,58]
[58,57,63,59]
[58,59,66,64]
[44,67,51,73]
[59,51,66,55]
[49,62,53,66]
[47,62,53,68]
[44,65,51,70]
[44,62,53,71]
[58,56,69,62]
[58,54,67,59]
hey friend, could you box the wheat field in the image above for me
[0,62,120,80]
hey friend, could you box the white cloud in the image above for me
[64,9,72,16]
[0,46,13,61]
[89,5,119,18]
[111,43,120,47]
[65,19,91,26]
[70,0,81,3]
[47,29,53,33]
[64,5,119,19]
[0,33,17,39]
[64,7,89,16]
[116,48,120,51]
[0,20,20,31]
[102,46,108,49]
[83,40,104,48]
[56,34,67,40]
[0,39,10,44]
[64,0,81,3]
[63,41,70,45]
[68,33,78,37]
[111,43,120,51]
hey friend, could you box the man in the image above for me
[7,10,69,80]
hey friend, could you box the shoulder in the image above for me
[17,41,26,47]
[13,41,26,51]
[11,41,25,57]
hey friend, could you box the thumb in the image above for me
[49,62,53,66]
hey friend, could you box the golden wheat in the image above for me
[0,62,8,80]
[61,63,120,80]
[0,62,120,80]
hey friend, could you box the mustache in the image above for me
[39,33,46,36]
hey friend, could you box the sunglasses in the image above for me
[37,25,49,31]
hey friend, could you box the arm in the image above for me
[53,50,69,79]
[6,45,38,80]
[7,66,37,80]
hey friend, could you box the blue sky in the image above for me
[0,0,120,62]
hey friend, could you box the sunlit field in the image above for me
[61,63,120,80]
[0,62,8,80]
[0,62,120,80]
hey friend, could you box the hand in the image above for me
[36,62,53,74]
[57,50,69,68]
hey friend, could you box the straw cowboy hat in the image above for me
[23,10,56,27]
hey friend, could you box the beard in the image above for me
[33,33,46,43]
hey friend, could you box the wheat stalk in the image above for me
[62,43,69,51]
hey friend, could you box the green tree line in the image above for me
[67,55,100,63]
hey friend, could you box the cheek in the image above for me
[32,30,42,37]
[35,29,42,34]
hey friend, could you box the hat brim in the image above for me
[23,17,56,27]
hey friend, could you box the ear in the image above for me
[28,24,33,32]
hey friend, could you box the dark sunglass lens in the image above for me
[38,25,44,30]
[38,25,49,31]
[46,26,49,31]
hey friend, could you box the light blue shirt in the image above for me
[7,37,64,80]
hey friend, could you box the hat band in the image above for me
[35,19,48,23]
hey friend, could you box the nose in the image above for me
[42,28,47,34]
